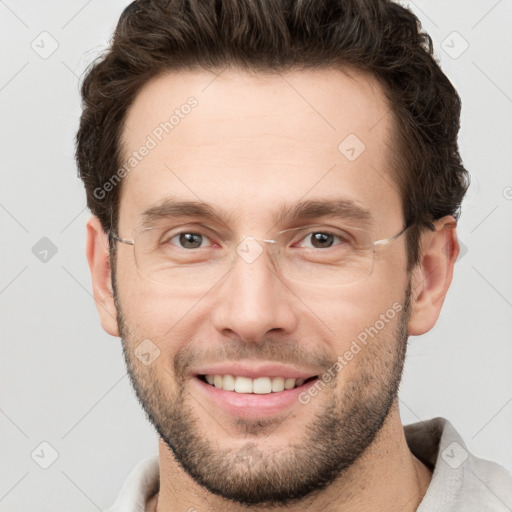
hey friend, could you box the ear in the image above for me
[408,215,459,336]
[86,216,119,337]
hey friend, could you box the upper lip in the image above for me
[192,362,319,380]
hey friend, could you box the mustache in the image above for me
[173,337,336,380]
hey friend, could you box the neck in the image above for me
[147,401,432,512]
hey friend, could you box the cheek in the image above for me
[309,269,408,353]
[322,293,407,386]
[115,251,202,337]
[119,287,200,342]
[117,288,193,389]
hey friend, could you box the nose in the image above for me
[211,239,298,343]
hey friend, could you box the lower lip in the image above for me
[192,376,319,418]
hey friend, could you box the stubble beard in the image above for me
[114,277,412,507]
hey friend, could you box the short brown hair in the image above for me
[76,0,469,269]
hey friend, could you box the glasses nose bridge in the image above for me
[232,234,281,269]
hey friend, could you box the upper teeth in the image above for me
[204,375,307,394]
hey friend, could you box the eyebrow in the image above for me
[139,197,372,230]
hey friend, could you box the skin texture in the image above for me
[86,67,459,511]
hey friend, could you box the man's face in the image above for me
[113,67,412,506]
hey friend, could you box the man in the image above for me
[76,0,512,511]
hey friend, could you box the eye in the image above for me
[168,232,212,249]
[296,231,348,249]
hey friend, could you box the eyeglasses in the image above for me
[108,221,413,290]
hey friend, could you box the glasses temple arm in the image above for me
[107,230,135,246]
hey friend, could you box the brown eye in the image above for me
[170,232,209,249]
[309,232,335,248]
[297,231,346,249]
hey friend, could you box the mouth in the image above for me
[196,374,319,394]
[190,362,323,418]
[192,373,321,419]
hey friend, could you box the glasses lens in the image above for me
[133,227,235,290]
[272,225,375,287]
[131,224,376,288]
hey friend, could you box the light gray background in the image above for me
[1,1,511,510]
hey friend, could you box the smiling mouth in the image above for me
[197,374,319,394]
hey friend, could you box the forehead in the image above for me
[118,66,402,232]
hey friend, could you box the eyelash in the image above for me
[164,229,348,250]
